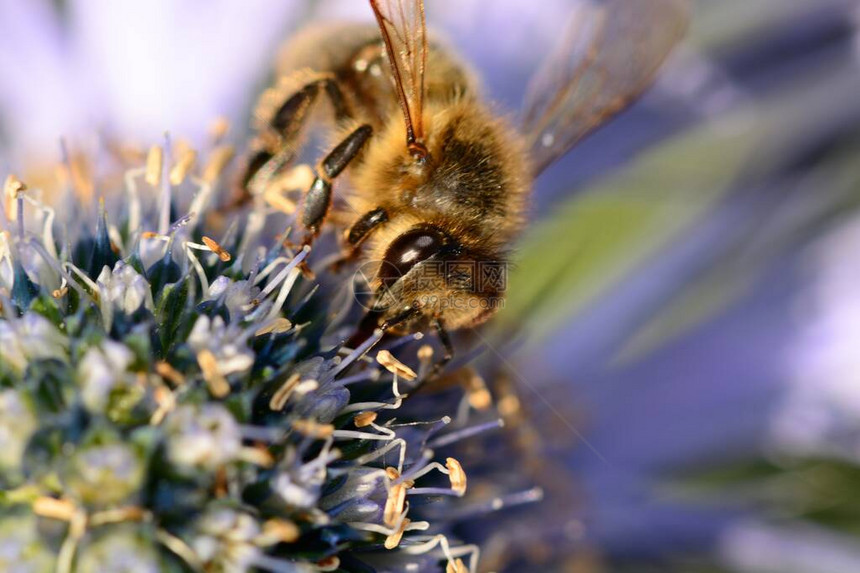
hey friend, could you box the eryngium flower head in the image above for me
[0,145,538,572]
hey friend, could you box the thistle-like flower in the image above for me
[0,142,537,572]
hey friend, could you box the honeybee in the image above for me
[240,0,688,368]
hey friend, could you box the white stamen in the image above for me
[331,421,395,441]
[253,256,292,285]
[62,262,99,294]
[326,329,384,381]
[107,225,125,255]
[267,266,301,321]
[399,461,447,484]
[258,246,310,299]
[428,418,504,449]
[339,374,404,414]
[21,194,57,260]
[185,245,210,293]
[187,178,214,229]
[400,535,479,573]
[123,167,145,237]
[235,208,267,263]
[158,134,172,235]
[26,241,93,303]
[349,437,407,475]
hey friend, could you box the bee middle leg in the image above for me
[300,124,374,244]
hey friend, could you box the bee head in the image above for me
[371,224,506,333]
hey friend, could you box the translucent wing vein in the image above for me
[522,0,689,175]
[370,0,427,150]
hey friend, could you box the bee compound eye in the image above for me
[379,227,447,287]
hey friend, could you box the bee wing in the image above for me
[522,0,689,175]
[370,0,427,151]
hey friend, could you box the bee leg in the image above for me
[238,74,350,203]
[329,207,389,271]
[236,147,294,205]
[429,318,454,380]
[380,304,422,332]
[300,124,374,243]
[346,207,389,248]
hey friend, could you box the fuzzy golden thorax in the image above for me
[346,99,531,330]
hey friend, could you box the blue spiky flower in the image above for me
[0,141,539,572]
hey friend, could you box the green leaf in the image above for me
[615,139,860,365]
[156,278,190,355]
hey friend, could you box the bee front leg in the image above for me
[300,124,374,244]
[328,207,389,272]
[429,317,454,380]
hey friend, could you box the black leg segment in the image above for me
[300,124,373,238]
[430,318,454,380]
[271,82,318,135]
[322,124,373,179]
[347,207,388,247]
[301,178,332,234]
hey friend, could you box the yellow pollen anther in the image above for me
[201,236,231,262]
[269,373,301,411]
[383,482,408,527]
[209,117,230,141]
[88,506,147,527]
[155,361,186,386]
[239,445,275,468]
[376,350,417,381]
[3,174,26,198]
[150,385,175,426]
[446,457,467,495]
[291,419,335,439]
[52,286,69,298]
[497,393,521,418]
[384,517,410,550]
[61,151,95,202]
[446,558,467,573]
[110,141,146,164]
[202,145,235,183]
[353,411,378,428]
[260,518,300,544]
[32,497,76,521]
[417,344,434,362]
[465,370,492,411]
[197,349,230,398]
[256,318,293,337]
[141,231,161,240]
[153,385,172,406]
[169,148,197,185]
[145,145,164,186]
[316,556,340,571]
[3,174,26,221]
